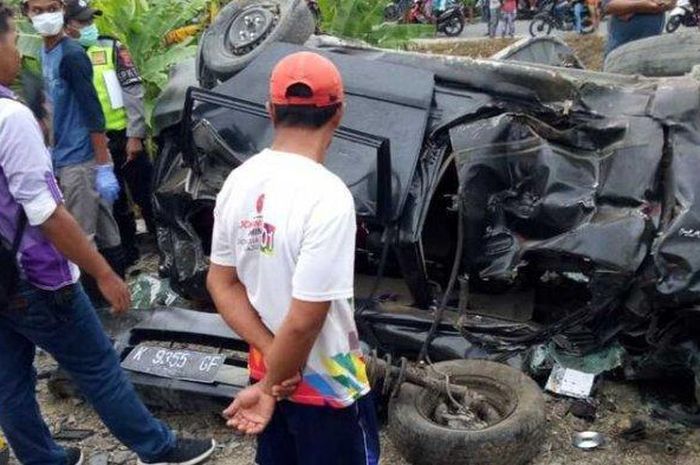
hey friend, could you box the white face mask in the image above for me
[31,12,65,37]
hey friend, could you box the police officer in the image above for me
[64,0,154,267]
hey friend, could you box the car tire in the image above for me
[388,360,546,465]
[604,32,700,77]
[200,0,315,82]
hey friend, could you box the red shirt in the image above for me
[502,0,517,12]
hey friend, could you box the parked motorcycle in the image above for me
[384,0,415,21]
[529,0,594,35]
[666,0,698,32]
[404,0,466,36]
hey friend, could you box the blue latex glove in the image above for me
[95,164,120,204]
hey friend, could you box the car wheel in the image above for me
[604,32,700,77]
[388,360,545,465]
[200,0,315,82]
[529,16,552,36]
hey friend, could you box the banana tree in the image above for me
[92,0,208,117]
[318,0,433,47]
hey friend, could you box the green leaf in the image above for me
[317,0,429,47]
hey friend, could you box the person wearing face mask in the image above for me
[21,0,126,281]
[2,3,216,465]
[64,0,154,267]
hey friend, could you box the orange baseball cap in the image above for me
[269,51,344,108]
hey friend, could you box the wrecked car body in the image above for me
[35,27,700,465]
[151,36,700,385]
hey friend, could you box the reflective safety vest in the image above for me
[87,39,128,132]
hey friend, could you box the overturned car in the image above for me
[89,1,700,463]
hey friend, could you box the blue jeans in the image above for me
[489,8,501,37]
[0,282,175,465]
[574,2,584,33]
[256,394,380,465]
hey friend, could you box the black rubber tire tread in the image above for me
[388,359,546,465]
[604,32,700,77]
[201,0,315,81]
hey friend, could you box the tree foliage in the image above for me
[318,0,433,47]
[92,0,208,101]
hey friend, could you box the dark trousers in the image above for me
[256,394,380,465]
[0,282,175,465]
[108,129,155,259]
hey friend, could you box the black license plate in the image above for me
[121,345,225,384]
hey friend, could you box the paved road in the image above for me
[459,18,608,38]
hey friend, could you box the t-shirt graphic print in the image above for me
[211,149,370,408]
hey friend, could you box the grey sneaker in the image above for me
[137,438,216,465]
[65,448,84,465]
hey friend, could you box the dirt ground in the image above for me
[1,343,695,465]
[410,34,606,70]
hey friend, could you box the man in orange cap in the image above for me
[207,51,380,465]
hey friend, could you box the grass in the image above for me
[409,34,606,71]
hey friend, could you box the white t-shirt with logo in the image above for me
[210,149,370,408]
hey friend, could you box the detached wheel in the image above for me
[529,16,552,36]
[604,32,700,77]
[388,360,545,465]
[200,0,315,82]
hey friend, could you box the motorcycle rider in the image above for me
[433,0,449,14]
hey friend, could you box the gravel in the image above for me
[3,350,697,465]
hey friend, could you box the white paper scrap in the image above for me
[545,364,596,399]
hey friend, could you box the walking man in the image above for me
[64,0,155,266]
[207,51,380,465]
[23,0,124,275]
[0,3,216,464]
[500,0,517,36]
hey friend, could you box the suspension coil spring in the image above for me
[366,350,409,398]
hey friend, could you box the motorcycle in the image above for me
[529,0,594,35]
[384,0,415,21]
[404,0,466,36]
[666,0,699,32]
